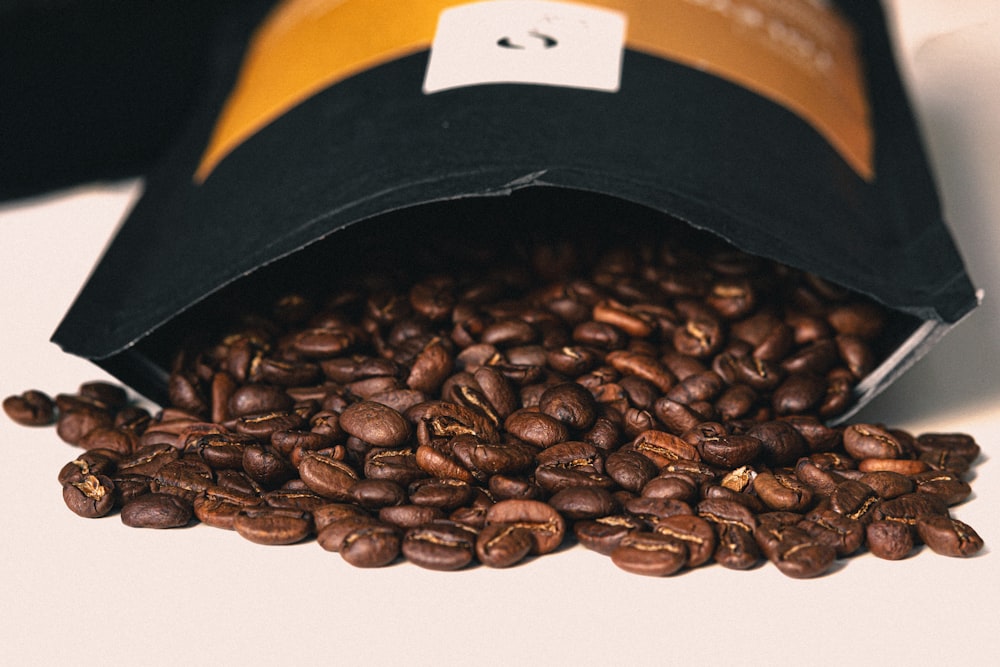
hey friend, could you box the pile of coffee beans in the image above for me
[4,226,984,577]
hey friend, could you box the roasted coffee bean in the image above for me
[6,224,987,580]
[408,477,473,510]
[58,450,119,485]
[829,479,880,524]
[605,450,659,493]
[701,484,765,514]
[694,432,761,469]
[364,448,426,486]
[408,400,499,444]
[642,474,698,502]
[625,497,694,525]
[312,503,371,533]
[772,373,827,415]
[475,523,534,568]
[227,384,294,418]
[872,493,949,534]
[56,407,114,446]
[151,458,214,500]
[193,486,263,530]
[488,474,544,501]
[772,535,836,578]
[866,520,914,560]
[914,432,980,460]
[415,441,474,482]
[120,493,193,528]
[243,444,297,489]
[794,458,842,497]
[337,401,413,447]
[746,420,806,467]
[187,432,252,469]
[263,488,329,512]
[752,471,813,512]
[713,522,760,570]
[62,473,116,518]
[402,521,478,570]
[111,473,153,505]
[697,498,758,569]
[234,410,306,438]
[450,437,536,478]
[378,504,445,530]
[652,397,705,435]
[547,486,617,520]
[3,390,56,426]
[216,469,264,496]
[652,514,717,567]
[538,382,598,431]
[911,470,973,506]
[351,479,406,510]
[485,499,566,555]
[919,449,972,475]
[234,506,313,545]
[574,515,645,555]
[799,509,865,557]
[842,424,905,460]
[298,452,359,501]
[503,410,570,448]
[317,515,378,552]
[628,429,700,467]
[340,523,403,568]
[611,531,688,576]
[858,470,914,499]
[916,516,983,557]
[118,443,179,477]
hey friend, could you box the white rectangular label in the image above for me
[423,0,627,94]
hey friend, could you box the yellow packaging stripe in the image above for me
[195,0,872,182]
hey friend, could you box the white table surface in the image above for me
[2,2,998,665]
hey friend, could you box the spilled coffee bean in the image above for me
[5,230,985,578]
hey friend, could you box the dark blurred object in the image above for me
[0,0,247,201]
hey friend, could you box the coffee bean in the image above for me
[234,506,313,545]
[338,401,412,447]
[798,509,865,557]
[753,471,813,512]
[340,523,403,568]
[574,515,645,555]
[6,223,986,581]
[548,486,617,520]
[911,470,972,506]
[485,500,566,555]
[298,452,359,501]
[605,450,659,493]
[652,514,717,567]
[475,523,534,568]
[317,514,378,552]
[503,410,570,448]
[193,486,263,530]
[402,521,478,570]
[3,390,56,426]
[842,424,905,460]
[866,520,914,560]
[120,493,193,529]
[378,504,445,530]
[62,473,116,518]
[916,516,983,557]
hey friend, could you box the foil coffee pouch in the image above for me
[52,0,978,422]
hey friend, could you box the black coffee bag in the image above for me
[51,0,977,420]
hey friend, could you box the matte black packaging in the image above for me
[52,0,977,420]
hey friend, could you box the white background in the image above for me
[1,2,998,664]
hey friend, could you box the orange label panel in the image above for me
[195,0,872,182]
